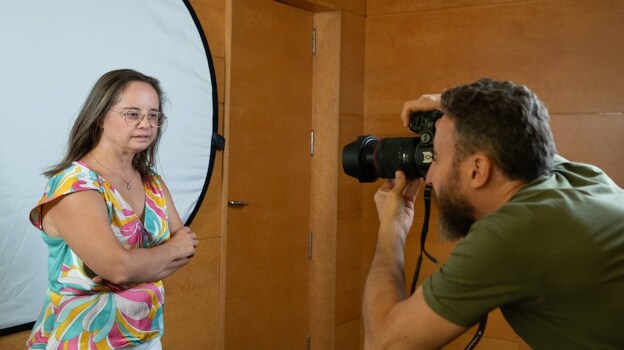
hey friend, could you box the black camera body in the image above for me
[342,110,443,182]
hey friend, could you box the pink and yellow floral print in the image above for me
[27,161,170,349]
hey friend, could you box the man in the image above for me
[363,78,624,349]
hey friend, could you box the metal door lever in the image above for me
[228,200,249,207]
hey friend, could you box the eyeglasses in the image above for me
[113,109,167,128]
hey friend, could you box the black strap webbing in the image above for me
[410,184,438,294]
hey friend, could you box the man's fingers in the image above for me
[403,178,421,202]
[401,94,442,127]
[392,171,409,194]
[393,171,421,202]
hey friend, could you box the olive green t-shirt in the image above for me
[423,156,624,349]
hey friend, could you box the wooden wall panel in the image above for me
[330,0,366,16]
[340,11,366,116]
[162,237,221,349]
[0,331,28,349]
[190,0,227,59]
[335,318,364,350]
[367,0,526,16]
[213,57,226,104]
[551,113,624,186]
[278,0,365,15]
[310,10,341,350]
[365,0,624,117]
[336,7,366,350]
[336,217,364,324]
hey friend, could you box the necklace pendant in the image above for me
[126,183,132,190]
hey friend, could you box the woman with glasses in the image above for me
[26,69,199,350]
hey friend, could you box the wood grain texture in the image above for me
[367,0,527,16]
[365,0,624,117]
[310,10,341,350]
[224,1,313,349]
[162,238,221,349]
[189,0,227,59]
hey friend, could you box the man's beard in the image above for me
[436,169,476,241]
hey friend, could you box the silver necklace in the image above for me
[90,153,137,190]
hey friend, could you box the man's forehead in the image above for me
[434,116,455,150]
[435,115,454,135]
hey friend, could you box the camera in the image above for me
[342,110,443,182]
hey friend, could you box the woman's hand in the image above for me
[168,226,199,259]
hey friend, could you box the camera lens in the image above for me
[374,137,420,179]
[342,136,421,183]
[342,135,378,183]
[342,110,441,183]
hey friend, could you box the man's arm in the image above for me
[363,171,467,349]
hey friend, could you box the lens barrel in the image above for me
[374,137,420,179]
[342,110,441,183]
[342,136,422,183]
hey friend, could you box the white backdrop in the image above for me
[0,1,217,331]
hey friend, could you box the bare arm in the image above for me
[160,179,184,233]
[43,189,197,285]
[152,179,201,279]
[363,171,467,349]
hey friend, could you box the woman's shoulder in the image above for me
[41,161,106,202]
[31,162,104,230]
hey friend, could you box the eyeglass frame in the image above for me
[112,109,167,128]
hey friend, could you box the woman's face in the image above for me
[100,81,161,154]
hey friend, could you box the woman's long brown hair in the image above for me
[43,69,165,179]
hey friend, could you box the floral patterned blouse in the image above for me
[27,161,170,349]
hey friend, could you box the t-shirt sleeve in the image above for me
[29,164,101,230]
[422,219,533,327]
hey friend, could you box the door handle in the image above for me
[228,200,249,207]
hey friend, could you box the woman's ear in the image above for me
[468,153,492,189]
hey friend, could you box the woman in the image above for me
[27,69,198,349]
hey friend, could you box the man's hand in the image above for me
[401,94,442,128]
[374,171,421,241]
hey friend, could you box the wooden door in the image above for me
[226,0,312,348]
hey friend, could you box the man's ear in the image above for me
[468,153,492,189]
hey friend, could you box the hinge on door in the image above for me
[308,232,313,260]
[312,28,316,56]
[306,334,311,350]
[310,129,314,157]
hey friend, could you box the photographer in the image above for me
[362,78,624,349]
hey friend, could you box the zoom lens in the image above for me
[342,136,421,183]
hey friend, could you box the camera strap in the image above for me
[410,184,438,294]
[409,184,487,350]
